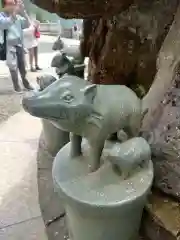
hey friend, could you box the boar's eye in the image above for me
[62,94,74,103]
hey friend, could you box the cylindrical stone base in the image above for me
[65,198,145,240]
[42,119,69,156]
[52,142,153,240]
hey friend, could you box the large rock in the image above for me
[142,64,180,200]
[31,0,135,18]
[141,191,180,240]
[142,6,180,200]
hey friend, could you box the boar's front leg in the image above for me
[70,133,82,157]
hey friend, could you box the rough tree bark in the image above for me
[85,0,179,93]
[31,0,180,239]
[31,0,140,18]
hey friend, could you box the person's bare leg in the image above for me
[29,48,36,72]
[34,46,42,70]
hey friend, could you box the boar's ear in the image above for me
[83,84,97,103]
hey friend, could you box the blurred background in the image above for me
[0,0,83,38]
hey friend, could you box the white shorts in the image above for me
[23,25,38,49]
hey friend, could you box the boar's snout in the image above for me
[22,91,68,120]
[22,91,41,116]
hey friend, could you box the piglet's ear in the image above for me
[83,84,97,103]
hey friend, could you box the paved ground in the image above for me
[0,35,78,239]
[0,35,57,124]
[0,112,47,239]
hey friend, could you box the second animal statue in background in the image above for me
[51,51,85,78]
[51,52,76,78]
[37,74,57,91]
[52,36,84,64]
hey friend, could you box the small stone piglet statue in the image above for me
[105,137,151,179]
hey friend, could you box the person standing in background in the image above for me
[72,23,79,40]
[23,19,42,72]
[0,0,33,92]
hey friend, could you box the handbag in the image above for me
[0,30,7,61]
[34,27,40,39]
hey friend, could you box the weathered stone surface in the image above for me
[31,0,136,18]
[141,191,180,240]
[142,63,180,200]
[141,7,180,200]
[86,0,178,92]
[143,5,180,111]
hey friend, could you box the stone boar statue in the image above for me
[52,36,83,64]
[52,36,64,51]
[104,137,151,179]
[22,75,145,172]
[51,52,75,77]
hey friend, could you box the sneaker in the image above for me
[14,86,23,94]
[23,83,34,91]
[23,78,34,91]
[35,66,42,71]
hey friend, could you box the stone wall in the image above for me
[39,23,73,38]
[39,23,61,35]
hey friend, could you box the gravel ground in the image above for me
[0,75,22,124]
[0,35,57,125]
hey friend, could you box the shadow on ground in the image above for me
[36,133,68,240]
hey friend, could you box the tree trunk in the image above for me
[31,0,137,18]
[84,0,179,94]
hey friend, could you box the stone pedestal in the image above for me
[42,119,69,156]
[52,141,153,240]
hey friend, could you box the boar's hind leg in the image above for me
[89,140,105,172]
[70,133,82,157]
